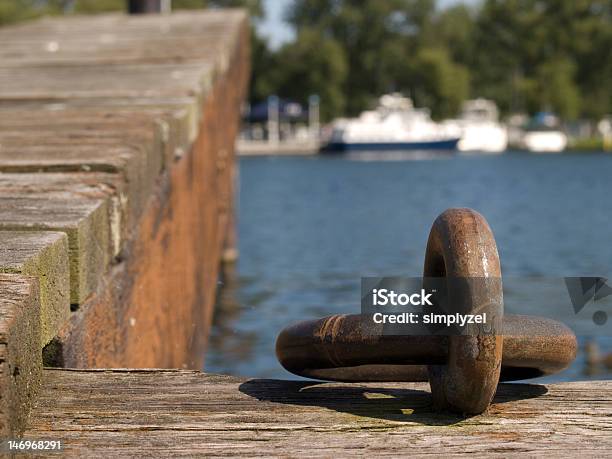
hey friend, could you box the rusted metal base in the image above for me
[276,208,578,414]
[276,313,577,382]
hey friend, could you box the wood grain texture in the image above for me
[0,231,69,346]
[0,110,165,186]
[21,369,612,457]
[0,9,247,308]
[0,274,40,437]
[0,11,246,109]
[0,9,249,440]
[0,11,244,69]
[0,105,193,168]
[0,196,109,304]
[0,173,128,258]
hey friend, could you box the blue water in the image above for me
[205,151,612,382]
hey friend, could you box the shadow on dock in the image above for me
[239,379,548,425]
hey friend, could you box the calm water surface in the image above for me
[205,151,612,382]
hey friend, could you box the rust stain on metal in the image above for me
[277,209,577,415]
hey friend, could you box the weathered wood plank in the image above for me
[0,116,162,199]
[0,196,109,305]
[0,11,243,70]
[0,274,41,438]
[0,63,215,102]
[0,11,248,147]
[0,98,198,151]
[0,7,249,371]
[0,173,127,258]
[0,10,244,36]
[0,103,195,166]
[0,232,69,347]
[0,142,150,239]
[0,109,174,171]
[20,369,612,457]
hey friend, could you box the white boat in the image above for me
[522,130,568,152]
[322,93,460,153]
[443,99,507,153]
[521,113,568,153]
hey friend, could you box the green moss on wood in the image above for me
[0,231,70,346]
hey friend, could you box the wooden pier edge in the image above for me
[19,369,612,457]
[0,10,249,438]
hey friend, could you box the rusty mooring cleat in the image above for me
[276,208,577,415]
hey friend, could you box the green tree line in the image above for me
[2,0,610,121]
[253,0,611,121]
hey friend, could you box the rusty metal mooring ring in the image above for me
[275,314,576,381]
[424,208,503,413]
[276,208,578,414]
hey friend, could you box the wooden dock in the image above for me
[0,10,249,439]
[18,369,612,456]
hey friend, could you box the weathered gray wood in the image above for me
[0,196,109,304]
[0,110,167,176]
[0,11,248,442]
[0,274,41,438]
[0,10,243,37]
[0,145,153,237]
[0,103,195,167]
[0,8,248,313]
[0,173,128,258]
[0,117,166,196]
[0,125,161,207]
[0,232,69,346]
[0,10,248,159]
[0,11,244,69]
[0,99,198,152]
[21,369,612,457]
[0,63,215,104]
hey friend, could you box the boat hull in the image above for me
[522,131,567,153]
[321,138,460,153]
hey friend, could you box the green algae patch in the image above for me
[0,231,70,346]
[0,196,110,305]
